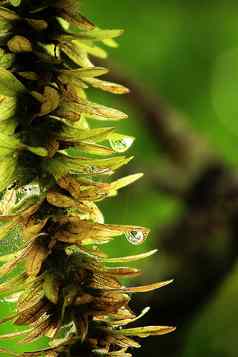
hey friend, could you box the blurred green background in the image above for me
[1,0,238,356]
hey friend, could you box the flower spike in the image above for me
[0,1,175,355]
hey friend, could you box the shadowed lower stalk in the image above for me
[0,1,175,356]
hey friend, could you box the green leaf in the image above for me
[0,221,17,241]
[57,98,127,122]
[58,67,108,88]
[0,272,27,294]
[0,49,15,69]
[0,118,17,135]
[56,125,115,143]
[111,307,150,327]
[55,218,149,246]
[61,154,133,172]
[76,28,124,41]
[73,39,108,59]
[120,326,176,338]
[0,156,18,192]
[59,142,114,157]
[84,77,129,94]
[60,42,93,67]
[58,66,108,81]
[0,132,22,155]
[102,38,119,48]
[46,154,133,179]
[0,68,26,97]
[0,132,47,157]
[102,249,158,263]
[113,279,173,294]
[59,6,95,30]
[9,0,21,7]
[17,71,39,80]
[0,96,17,120]
[26,145,48,157]
[0,18,12,35]
[0,328,32,340]
[110,173,144,191]
[43,273,60,304]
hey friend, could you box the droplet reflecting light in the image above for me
[109,134,134,153]
[125,230,145,245]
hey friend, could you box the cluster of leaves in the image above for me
[0,0,175,356]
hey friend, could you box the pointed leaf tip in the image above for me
[0,68,26,97]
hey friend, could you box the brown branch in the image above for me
[105,62,216,171]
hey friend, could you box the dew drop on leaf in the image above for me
[109,134,134,153]
[125,230,146,245]
[0,181,43,256]
[85,165,113,176]
[0,181,42,216]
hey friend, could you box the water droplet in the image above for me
[125,230,145,245]
[0,181,42,216]
[85,166,113,176]
[109,134,134,153]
